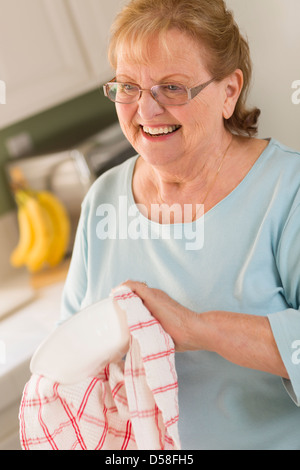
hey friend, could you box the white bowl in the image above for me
[30,294,130,384]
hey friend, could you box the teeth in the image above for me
[143,125,180,135]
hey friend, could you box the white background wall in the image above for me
[226,0,300,151]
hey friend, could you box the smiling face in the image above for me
[115,29,234,171]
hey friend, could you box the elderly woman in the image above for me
[61,0,300,450]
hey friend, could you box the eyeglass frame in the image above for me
[103,77,215,106]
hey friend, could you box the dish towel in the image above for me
[19,287,181,450]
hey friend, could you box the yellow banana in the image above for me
[36,191,71,267]
[10,201,34,267]
[22,192,55,273]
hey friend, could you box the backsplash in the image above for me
[0,87,117,216]
[0,210,19,283]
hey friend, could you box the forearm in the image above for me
[188,310,289,379]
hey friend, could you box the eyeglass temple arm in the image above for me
[190,78,215,99]
[103,84,108,97]
[103,77,116,95]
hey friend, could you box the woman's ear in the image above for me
[222,69,244,119]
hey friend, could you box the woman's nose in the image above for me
[136,91,165,121]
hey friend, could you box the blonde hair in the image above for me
[108,0,260,136]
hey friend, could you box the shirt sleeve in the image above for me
[268,203,300,405]
[59,201,88,324]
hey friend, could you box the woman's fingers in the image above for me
[117,280,195,352]
[120,280,160,314]
[121,279,149,296]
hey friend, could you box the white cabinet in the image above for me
[66,0,122,84]
[0,0,122,129]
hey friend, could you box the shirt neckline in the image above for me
[127,138,275,227]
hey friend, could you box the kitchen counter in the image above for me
[0,279,66,450]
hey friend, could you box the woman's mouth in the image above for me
[141,124,181,137]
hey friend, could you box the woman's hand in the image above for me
[120,280,198,352]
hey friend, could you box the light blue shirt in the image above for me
[61,138,300,450]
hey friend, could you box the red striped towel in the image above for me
[19,287,180,450]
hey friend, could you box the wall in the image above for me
[226,0,300,151]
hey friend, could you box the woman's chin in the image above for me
[134,128,184,166]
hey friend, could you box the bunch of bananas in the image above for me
[10,188,71,273]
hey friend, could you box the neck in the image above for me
[149,132,233,205]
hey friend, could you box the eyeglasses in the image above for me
[103,77,214,106]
